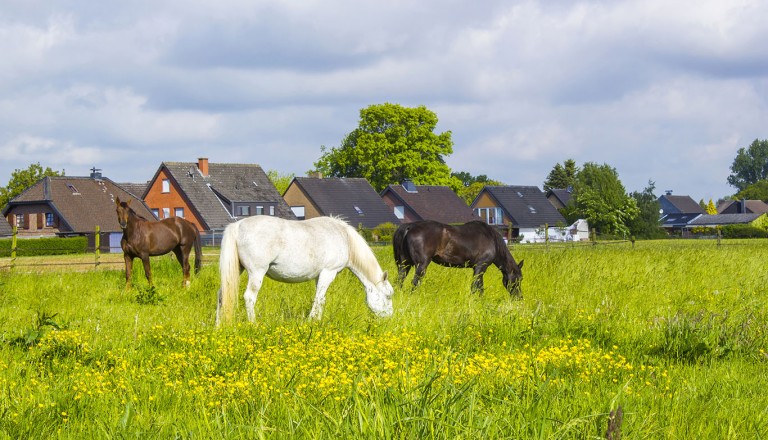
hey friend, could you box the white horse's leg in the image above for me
[244,270,265,323]
[309,270,337,320]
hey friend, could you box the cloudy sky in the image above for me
[2,0,767,202]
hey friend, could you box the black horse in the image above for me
[392,220,523,296]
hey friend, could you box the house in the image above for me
[686,213,768,231]
[379,179,477,224]
[545,188,574,210]
[142,158,295,232]
[717,199,768,215]
[471,185,567,243]
[658,192,705,216]
[660,213,702,232]
[1,169,154,248]
[283,176,400,229]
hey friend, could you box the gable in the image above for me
[475,185,566,228]
[381,184,477,224]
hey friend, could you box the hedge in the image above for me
[0,236,88,257]
[721,224,768,239]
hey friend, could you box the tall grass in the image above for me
[1,240,767,438]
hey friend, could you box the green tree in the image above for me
[727,139,768,191]
[573,162,639,236]
[734,179,768,201]
[451,171,504,205]
[266,170,295,195]
[312,103,459,192]
[0,163,63,208]
[706,199,717,215]
[627,180,665,239]
[543,159,579,191]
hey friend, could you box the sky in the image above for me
[2,0,767,203]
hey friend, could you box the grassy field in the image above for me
[1,240,767,438]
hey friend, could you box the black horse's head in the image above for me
[115,197,132,229]
[502,259,524,298]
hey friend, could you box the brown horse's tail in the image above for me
[216,221,241,327]
[193,227,202,274]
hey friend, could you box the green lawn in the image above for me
[1,240,767,438]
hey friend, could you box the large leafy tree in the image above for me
[452,171,503,205]
[0,162,63,208]
[312,103,458,192]
[573,162,639,236]
[266,169,295,195]
[627,180,665,239]
[727,139,768,191]
[543,159,579,191]
[734,179,768,201]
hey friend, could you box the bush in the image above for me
[0,236,88,257]
[372,222,398,243]
[720,224,768,239]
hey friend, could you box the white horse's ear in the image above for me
[382,271,389,282]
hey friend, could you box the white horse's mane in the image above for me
[322,216,383,283]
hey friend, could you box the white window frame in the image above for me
[162,207,171,219]
[162,179,170,193]
[174,207,185,218]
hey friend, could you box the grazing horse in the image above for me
[392,220,523,296]
[115,197,201,287]
[216,216,394,326]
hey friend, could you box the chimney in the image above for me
[308,171,323,179]
[197,158,209,177]
[90,166,102,180]
[741,199,747,214]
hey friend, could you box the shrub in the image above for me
[721,224,768,239]
[0,236,88,257]
[372,222,398,243]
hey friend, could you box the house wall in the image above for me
[471,192,511,224]
[283,184,323,219]
[4,204,63,237]
[144,169,205,231]
[380,193,417,223]
[547,194,566,210]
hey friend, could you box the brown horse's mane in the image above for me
[120,201,150,222]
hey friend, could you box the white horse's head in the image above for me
[366,271,394,317]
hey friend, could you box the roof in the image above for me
[546,188,574,207]
[717,199,768,214]
[688,213,763,226]
[381,183,477,224]
[660,213,702,228]
[155,162,295,230]
[290,177,400,228]
[0,217,12,236]
[478,185,566,228]
[118,182,149,199]
[4,176,154,233]
[658,194,705,215]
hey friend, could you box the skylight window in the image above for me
[354,206,364,215]
[527,205,536,214]
[67,183,80,195]
[517,191,524,198]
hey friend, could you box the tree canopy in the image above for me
[734,179,768,202]
[543,159,578,191]
[312,103,458,192]
[0,163,63,208]
[572,162,639,236]
[451,171,503,205]
[727,139,768,191]
[266,169,295,196]
[627,180,665,239]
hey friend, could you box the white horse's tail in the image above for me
[216,221,241,326]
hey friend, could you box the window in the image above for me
[269,206,275,216]
[238,205,250,216]
[45,213,54,227]
[475,207,503,225]
[162,208,170,219]
[15,213,24,229]
[162,179,170,193]
[291,206,305,220]
[255,206,264,215]
[354,206,364,215]
[151,209,159,219]
[175,208,185,218]
[394,206,405,220]
[67,183,80,195]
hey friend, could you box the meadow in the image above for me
[1,239,768,439]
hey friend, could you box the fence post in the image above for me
[11,225,17,270]
[544,223,549,250]
[591,228,597,246]
[95,225,100,267]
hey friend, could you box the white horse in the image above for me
[216,216,394,326]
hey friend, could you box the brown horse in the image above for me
[392,220,523,296]
[115,197,201,287]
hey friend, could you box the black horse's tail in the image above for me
[392,223,412,267]
[193,227,202,274]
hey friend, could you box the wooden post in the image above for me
[591,228,597,246]
[717,228,721,248]
[544,223,549,250]
[95,225,101,267]
[11,225,17,270]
